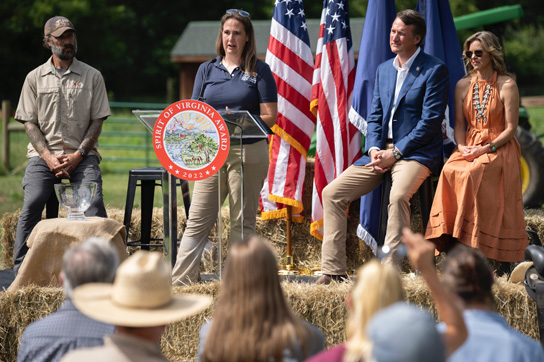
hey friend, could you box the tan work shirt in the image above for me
[15,56,110,160]
[59,334,170,362]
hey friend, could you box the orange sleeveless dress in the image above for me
[425,72,526,262]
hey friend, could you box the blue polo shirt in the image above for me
[191,56,277,114]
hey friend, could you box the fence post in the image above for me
[2,100,11,171]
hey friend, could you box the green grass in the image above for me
[527,107,544,138]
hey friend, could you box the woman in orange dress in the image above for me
[425,31,526,263]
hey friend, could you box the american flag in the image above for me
[260,0,315,222]
[310,0,361,240]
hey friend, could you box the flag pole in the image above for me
[280,205,300,275]
[285,205,293,269]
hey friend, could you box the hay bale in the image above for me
[283,281,351,347]
[162,283,220,361]
[1,278,539,362]
[525,209,544,243]
[494,276,539,339]
[0,286,64,362]
[1,211,19,269]
[3,206,543,275]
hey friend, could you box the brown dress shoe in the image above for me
[315,274,332,284]
[315,274,348,284]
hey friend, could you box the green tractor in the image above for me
[517,106,544,208]
[455,5,544,208]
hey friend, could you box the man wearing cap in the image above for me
[13,16,110,274]
[60,250,212,362]
[17,237,120,362]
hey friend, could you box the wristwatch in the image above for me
[392,147,402,160]
[77,148,86,157]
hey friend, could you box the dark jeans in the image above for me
[13,156,107,273]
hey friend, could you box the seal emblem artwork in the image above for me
[153,100,230,180]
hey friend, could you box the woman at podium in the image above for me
[172,9,277,285]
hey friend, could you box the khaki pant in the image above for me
[172,140,269,285]
[321,157,430,274]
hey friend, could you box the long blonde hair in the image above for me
[463,31,508,75]
[344,260,405,362]
[201,236,314,361]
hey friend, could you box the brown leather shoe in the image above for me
[315,274,348,284]
[315,274,332,284]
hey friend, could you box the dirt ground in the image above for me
[522,96,544,107]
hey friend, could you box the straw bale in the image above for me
[0,286,64,362]
[494,276,539,339]
[3,206,544,274]
[162,283,220,361]
[1,211,19,269]
[282,281,351,347]
[0,276,540,362]
[525,209,544,243]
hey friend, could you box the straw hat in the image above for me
[72,250,212,327]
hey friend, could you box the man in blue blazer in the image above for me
[317,10,449,283]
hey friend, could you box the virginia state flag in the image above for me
[349,0,396,253]
[416,0,466,156]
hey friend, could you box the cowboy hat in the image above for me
[72,250,212,327]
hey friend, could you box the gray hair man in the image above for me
[17,237,120,362]
[60,251,212,362]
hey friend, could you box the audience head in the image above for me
[345,259,404,360]
[219,235,287,310]
[463,31,507,75]
[367,302,446,362]
[72,250,211,340]
[440,245,495,308]
[202,236,314,361]
[61,237,119,298]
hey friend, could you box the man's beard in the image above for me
[51,40,78,61]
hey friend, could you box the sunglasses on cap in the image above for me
[465,50,484,58]
[226,9,250,17]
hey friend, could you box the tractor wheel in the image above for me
[516,127,544,208]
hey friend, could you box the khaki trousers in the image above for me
[171,140,269,285]
[321,158,431,274]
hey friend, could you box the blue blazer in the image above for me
[354,51,449,175]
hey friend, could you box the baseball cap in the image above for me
[44,16,76,37]
[367,302,446,362]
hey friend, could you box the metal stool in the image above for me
[123,167,191,249]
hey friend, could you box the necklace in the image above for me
[472,80,491,123]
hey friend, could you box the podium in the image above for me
[133,110,182,267]
[133,108,271,276]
